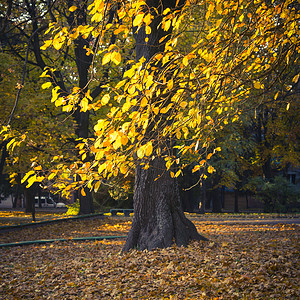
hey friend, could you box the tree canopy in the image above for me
[22,0,299,194]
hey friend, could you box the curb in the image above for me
[0,235,127,248]
[0,213,104,231]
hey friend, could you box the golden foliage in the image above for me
[19,0,300,194]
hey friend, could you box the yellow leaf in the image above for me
[254,81,261,89]
[26,175,37,188]
[167,79,173,90]
[111,51,121,65]
[48,172,57,180]
[21,170,35,184]
[121,135,128,146]
[40,40,52,50]
[144,14,152,25]
[81,189,86,196]
[113,137,122,150]
[120,165,128,174]
[124,67,136,78]
[175,170,181,177]
[133,13,144,27]
[207,153,213,160]
[42,82,52,89]
[207,165,215,174]
[102,52,111,65]
[140,97,148,107]
[180,101,188,108]
[145,26,151,35]
[163,20,171,31]
[53,38,64,50]
[137,147,144,159]
[115,79,126,89]
[55,97,63,107]
[192,165,200,173]
[94,181,101,192]
[182,55,189,66]
[101,94,110,105]
[82,153,87,161]
[6,138,15,150]
[98,163,106,174]
[144,142,153,156]
[166,160,172,170]
[69,6,77,12]
[292,74,299,83]
[81,97,89,112]
[153,107,159,115]
[36,176,45,182]
[286,103,290,110]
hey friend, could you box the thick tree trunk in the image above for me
[123,158,207,251]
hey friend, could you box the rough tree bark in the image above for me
[123,0,207,252]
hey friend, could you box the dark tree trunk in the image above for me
[211,188,222,213]
[200,179,206,213]
[24,185,36,221]
[221,186,225,209]
[123,0,207,252]
[246,191,249,209]
[123,158,207,251]
[234,189,239,213]
[68,1,94,215]
[78,188,94,215]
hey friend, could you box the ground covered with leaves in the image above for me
[0,214,299,299]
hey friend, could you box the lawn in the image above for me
[0,213,299,299]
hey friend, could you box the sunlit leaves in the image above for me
[102,52,111,65]
[133,13,144,27]
[26,0,300,194]
[41,82,52,89]
[137,142,153,159]
[69,6,77,12]
[101,94,110,105]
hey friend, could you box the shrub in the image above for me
[256,176,300,213]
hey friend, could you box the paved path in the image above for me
[188,217,300,225]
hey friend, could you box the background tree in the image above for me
[0,0,126,213]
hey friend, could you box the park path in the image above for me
[187,216,300,225]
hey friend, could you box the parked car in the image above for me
[56,202,67,208]
[34,196,56,208]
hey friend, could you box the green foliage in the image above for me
[256,176,300,213]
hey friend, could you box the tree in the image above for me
[122,0,210,251]
[0,0,113,214]
[20,0,300,250]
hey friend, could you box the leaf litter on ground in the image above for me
[0,214,299,299]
